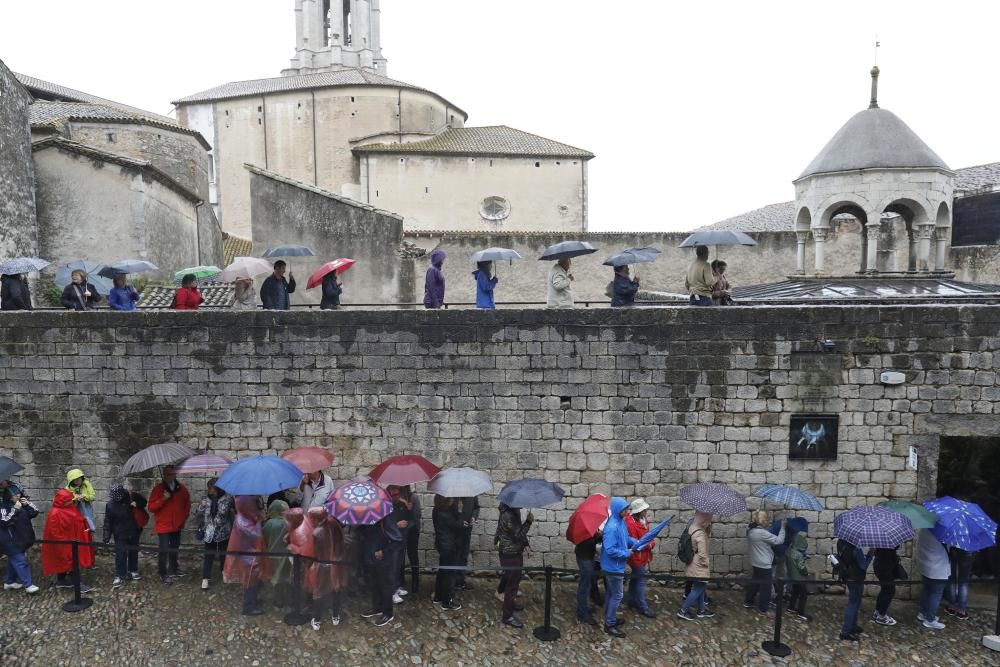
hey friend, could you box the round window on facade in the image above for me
[480,196,511,221]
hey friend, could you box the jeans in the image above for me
[947,558,972,611]
[157,531,181,577]
[603,573,625,627]
[744,566,773,612]
[114,536,140,578]
[689,295,713,306]
[920,577,947,621]
[841,580,864,635]
[4,551,33,587]
[435,547,459,605]
[576,557,598,618]
[497,554,523,619]
[627,565,649,611]
[242,584,260,613]
[681,580,707,614]
[875,580,896,616]
[202,539,228,580]
[788,583,808,614]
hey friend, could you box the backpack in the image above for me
[678,528,701,565]
[835,539,860,581]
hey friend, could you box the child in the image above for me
[102,482,142,589]
[785,531,811,621]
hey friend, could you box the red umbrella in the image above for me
[369,455,441,486]
[306,258,357,289]
[281,447,335,474]
[566,493,610,544]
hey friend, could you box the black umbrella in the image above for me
[0,456,24,481]
[539,241,598,261]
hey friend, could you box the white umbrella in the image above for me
[218,257,274,282]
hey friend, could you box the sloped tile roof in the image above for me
[222,232,254,267]
[29,100,211,149]
[172,68,467,117]
[354,125,594,159]
[15,72,176,124]
[137,284,235,309]
[954,161,1000,194]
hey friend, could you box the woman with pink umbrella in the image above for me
[306,259,356,310]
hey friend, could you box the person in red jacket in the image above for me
[147,465,191,583]
[41,488,95,592]
[625,498,656,618]
[173,274,204,310]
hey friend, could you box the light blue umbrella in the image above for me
[603,247,661,268]
[538,241,598,261]
[498,479,565,509]
[0,257,49,274]
[216,456,304,496]
[55,261,114,295]
[471,248,522,263]
[262,244,316,258]
[98,260,159,278]
[634,517,673,551]
[925,496,998,552]
[678,230,757,248]
[753,484,823,511]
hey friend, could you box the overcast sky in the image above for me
[2,1,997,232]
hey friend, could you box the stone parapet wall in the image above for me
[1,306,998,575]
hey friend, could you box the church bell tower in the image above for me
[282,0,387,76]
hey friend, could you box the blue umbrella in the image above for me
[216,456,304,496]
[753,484,823,511]
[603,247,661,268]
[634,517,673,551]
[55,261,115,296]
[470,248,522,263]
[834,505,913,548]
[0,257,49,274]
[924,496,998,552]
[539,241,598,261]
[678,230,757,248]
[98,260,159,278]
[497,478,565,509]
[680,483,747,517]
[262,244,316,258]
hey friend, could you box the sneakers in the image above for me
[676,610,698,622]
[331,615,341,626]
[396,587,408,597]
[634,607,656,619]
[743,601,756,609]
[129,572,141,581]
[112,577,124,590]
[793,611,812,622]
[242,608,265,617]
[457,582,473,592]
[374,613,394,627]
[697,609,716,619]
[604,624,626,638]
[392,593,404,605]
[161,575,174,586]
[957,611,969,621]
[25,585,39,595]
[201,578,210,590]
[3,583,23,590]
[922,619,946,630]
[502,616,524,629]
[944,607,957,616]
[873,613,897,626]
[79,582,94,594]
[173,569,188,578]
[310,618,321,631]
[440,601,462,611]
[361,608,381,618]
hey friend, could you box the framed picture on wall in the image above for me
[789,414,839,460]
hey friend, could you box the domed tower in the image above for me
[793,67,954,275]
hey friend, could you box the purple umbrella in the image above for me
[175,454,233,475]
[679,483,747,516]
[834,505,914,549]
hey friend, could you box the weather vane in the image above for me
[874,35,880,66]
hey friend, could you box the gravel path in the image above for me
[1,553,997,666]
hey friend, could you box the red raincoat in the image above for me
[626,514,655,569]
[223,496,271,588]
[41,489,95,576]
[305,507,347,598]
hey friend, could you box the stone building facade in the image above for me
[1,305,997,575]
[0,58,38,260]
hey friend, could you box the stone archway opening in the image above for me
[882,198,930,272]
[821,204,867,273]
[795,207,811,274]
[934,202,952,271]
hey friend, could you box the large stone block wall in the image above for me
[0,58,38,259]
[1,305,998,576]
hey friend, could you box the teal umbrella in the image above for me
[878,500,939,530]
[174,266,221,285]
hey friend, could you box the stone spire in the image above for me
[869,65,880,109]
[283,0,387,77]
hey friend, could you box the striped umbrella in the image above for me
[120,442,198,475]
[753,484,823,511]
[834,505,914,548]
[175,454,233,475]
[925,496,998,552]
[680,482,747,516]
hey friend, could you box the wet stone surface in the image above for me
[0,555,997,666]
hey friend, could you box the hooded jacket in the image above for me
[108,285,140,311]
[626,514,655,568]
[102,483,141,544]
[0,275,32,311]
[785,532,809,581]
[320,273,343,310]
[600,497,638,573]
[263,500,290,583]
[65,469,96,532]
[473,268,497,309]
[224,496,271,587]
[423,250,446,307]
[0,488,37,556]
[41,489,95,576]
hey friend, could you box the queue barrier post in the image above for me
[533,565,561,642]
[283,554,310,626]
[762,577,791,658]
[62,540,93,613]
[983,576,1000,652]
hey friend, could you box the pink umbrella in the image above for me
[306,259,357,290]
[369,455,441,487]
[281,447,335,474]
[174,454,233,475]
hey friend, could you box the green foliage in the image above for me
[861,335,881,349]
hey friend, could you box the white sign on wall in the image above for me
[908,447,918,471]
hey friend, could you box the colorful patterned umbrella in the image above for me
[497,479,565,509]
[326,480,394,525]
[878,500,939,530]
[924,496,998,552]
[753,484,823,511]
[281,447,335,474]
[369,455,441,487]
[120,442,197,475]
[680,483,747,516]
[216,456,303,496]
[174,454,233,475]
[427,467,493,498]
[566,493,610,544]
[834,505,914,548]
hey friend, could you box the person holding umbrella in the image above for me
[108,273,141,311]
[567,493,608,625]
[610,265,640,308]
[0,274,32,311]
[547,257,574,309]
[147,465,191,584]
[61,270,102,310]
[684,246,715,307]
[173,274,203,310]
[625,498,656,617]
[494,502,532,628]
[601,497,643,638]
[320,270,344,310]
[260,260,296,310]
[473,261,498,309]
[232,278,257,310]
[195,478,236,591]
[431,494,464,611]
[743,511,785,618]
[424,250,446,309]
[1,478,40,594]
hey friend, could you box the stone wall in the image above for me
[1,305,998,575]
[0,59,38,260]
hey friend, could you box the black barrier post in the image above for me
[762,578,791,658]
[533,565,561,642]
[283,555,310,626]
[62,541,93,613]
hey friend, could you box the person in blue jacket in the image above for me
[610,265,640,308]
[108,273,140,311]
[601,497,641,638]
[473,261,497,309]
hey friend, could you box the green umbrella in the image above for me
[174,266,222,285]
[878,500,938,529]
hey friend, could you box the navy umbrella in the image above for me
[262,244,316,258]
[98,260,159,278]
[0,456,24,481]
[0,257,49,275]
[498,478,565,509]
[216,456,304,496]
[753,484,823,511]
[539,241,598,261]
[603,247,661,268]
[470,248,522,263]
[680,483,747,516]
[678,230,757,248]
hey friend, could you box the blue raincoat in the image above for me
[600,497,638,573]
[473,269,497,309]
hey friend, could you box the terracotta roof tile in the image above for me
[137,284,235,309]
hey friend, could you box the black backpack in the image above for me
[678,528,701,564]
[835,539,860,581]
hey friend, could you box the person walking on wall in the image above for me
[547,257,574,309]
[495,503,533,628]
[743,511,784,619]
[944,546,974,621]
[0,478,40,594]
[173,274,203,310]
[423,249,446,309]
[61,270,102,310]
[610,265,640,308]
[677,511,714,621]
[431,495,464,611]
[473,261,498,309]
[148,465,191,584]
[320,271,343,310]
[260,260,296,310]
[872,546,901,626]
[601,497,644,638]
[0,274,33,311]
[684,245,715,306]
[625,498,656,618]
[916,528,950,630]
[456,496,479,592]
[836,537,874,641]
[108,273,140,311]
[232,277,257,310]
[196,478,236,591]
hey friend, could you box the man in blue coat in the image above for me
[601,497,640,638]
[260,261,296,310]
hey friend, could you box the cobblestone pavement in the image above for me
[0,555,997,666]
